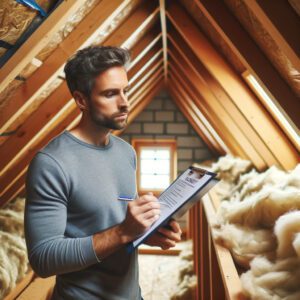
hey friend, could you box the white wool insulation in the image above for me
[211,154,253,200]
[210,155,300,300]
[0,197,28,299]
[170,240,197,300]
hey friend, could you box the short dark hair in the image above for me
[64,46,130,99]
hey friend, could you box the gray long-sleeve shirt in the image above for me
[25,131,140,300]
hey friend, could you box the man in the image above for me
[25,46,182,300]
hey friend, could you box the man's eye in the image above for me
[105,92,115,98]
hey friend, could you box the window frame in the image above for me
[132,139,177,196]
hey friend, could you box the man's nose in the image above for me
[119,92,129,108]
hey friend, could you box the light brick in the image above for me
[167,123,189,134]
[163,99,177,110]
[178,160,192,172]
[143,123,164,134]
[155,111,174,122]
[123,123,141,134]
[135,111,153,122]
[132,134,154,140]
[194,148,212,160]
[146,98,163,110]
[176,111,186,122]
[154,135,175,139]
[177,136,204,147]
[178,149,193,160]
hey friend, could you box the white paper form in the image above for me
[130,167,216,249]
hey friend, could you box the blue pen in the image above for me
[117,196,169,207]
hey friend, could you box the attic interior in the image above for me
[0,0,299,299]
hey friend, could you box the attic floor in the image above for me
[139,252,181,300]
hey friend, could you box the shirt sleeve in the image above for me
[25,152,99,278]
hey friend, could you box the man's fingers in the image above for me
[169,219,181,233]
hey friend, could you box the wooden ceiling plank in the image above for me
[129,54,163,94]
[168,77,224,156]
[246,0,300,69]
[168,64,236,157]
[194,0,300,131]
[0,0,147,135]
[168,48,265,169]
[168,28,279,168]
[128,45,163,81]
[104,1,159,48]
[159,0,168,84]
[168,2,299,170]
[129,26,162,70]
[0,0,83,95]
[168,68,228,155]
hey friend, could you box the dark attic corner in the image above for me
[0,0,299,299]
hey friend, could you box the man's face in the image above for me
[87,66,130,130]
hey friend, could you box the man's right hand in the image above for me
[120,193,161,241]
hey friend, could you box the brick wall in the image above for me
[120,90,215,231]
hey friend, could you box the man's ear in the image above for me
[73,91,89,111]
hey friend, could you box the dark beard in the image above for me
[90,110,128,130]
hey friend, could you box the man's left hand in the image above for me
[144,220,182,250]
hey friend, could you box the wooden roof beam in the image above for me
[168,62,234,157]
[195,0,300,130]
[129,25,162,70]
[159,0,168,84]
[129,50,163,89]
[168,47,263,168]
[0,0,84,95]
[128,43,163,81]
[168,27,278,168]
[168,74,225,156]
[246,0,300,71]
[167,2,299,170]
[0,0,155,135]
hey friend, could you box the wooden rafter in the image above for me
[245,0,300,71]
[0,0,148,135]
[105,2,159,49]
[167,40,265,168]
[129,51,163,91]
[0,0,83,95]
[167,2,299,170]
[196,0,300,130]
[168,79,224,156]
[168,28,278,168]
[128,45,163,81]
[159,0,168,84]
[129,27,162,70]
[168,69,227,155]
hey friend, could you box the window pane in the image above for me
[141,149,155,159]
[153,159,170,175]
[141,159,154,174]
[155,149,170,159]
[141,174,170,189]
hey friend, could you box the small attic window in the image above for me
[243,71,299,148]
[132,139,177,195]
